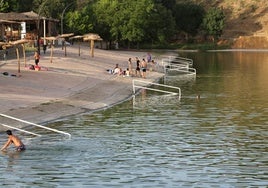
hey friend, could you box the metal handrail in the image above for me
[164,62,196,75]
[1,123,41,136]
[0,113,71,139]
[174,56,193,66]
[132,79,181,100]
[172,59,191,67]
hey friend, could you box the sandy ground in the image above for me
[0,44,172,130]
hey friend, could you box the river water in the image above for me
[0,51,267,187]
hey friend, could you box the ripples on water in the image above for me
[0,52,267,187]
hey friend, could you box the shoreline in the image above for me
[0,45,172,131]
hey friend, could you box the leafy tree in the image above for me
[0,0,9,12]
[152,0,176,12]
[202,7,225,42]
[65,4,93,34]
[174,3,205,40]
[93,0,117,39]
[121,0,154,42]
[32,0,74,18]
[14,0,34,12]
[93,0,155,48]
[76,0,95,10]
[146,3,176,45]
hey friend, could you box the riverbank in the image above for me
[0,45,176,131]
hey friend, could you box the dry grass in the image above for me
[197,0,268,48]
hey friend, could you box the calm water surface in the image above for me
[0,51,267,187]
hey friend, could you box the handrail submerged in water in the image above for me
[164,61,196,75]
[0,113,71,139]
[1,123,41,136]
[132,79,181,100]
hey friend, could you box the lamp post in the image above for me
[61,2,74,35]
[37,0,49,54]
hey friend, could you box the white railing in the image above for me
[165,64,196,76]
[164,62,188,72]
[171,59,190,68]
[174,56,193,66]
[161,56,196,76]
[160,58,169,67]
[163,56,193,66]
[1,123,41,136]
[132,79,181,99]
[0,113,71,139]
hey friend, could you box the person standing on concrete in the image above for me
[128,58,133,76]
[135,57,141,77]
[146,52,151,63]
[43,44,47,54]
[141,58,147,79]
[34,50,40,66]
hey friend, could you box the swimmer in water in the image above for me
[1,130,26,152]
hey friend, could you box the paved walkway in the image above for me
[0,45,168,130]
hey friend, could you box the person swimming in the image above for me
[1,130,26,152]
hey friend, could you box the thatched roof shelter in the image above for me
[0,19,21,24]
[83,33,102,57]
[59,33,74,38]
[0,39,30,73]
[43,36,59,63]
[58,33,74,56]
[83,33,102,41]
[10,39,29,45]
[70,35,84,56]
[0,11,58,22]
[70,35,83,40]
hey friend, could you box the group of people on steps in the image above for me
[127,53,155,79]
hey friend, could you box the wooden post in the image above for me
[90,39,94,57]
[21,44,26,67]
[50,43,54,63]
[64,43,67,56]
[16,47,20,73]
[78,41,81,56]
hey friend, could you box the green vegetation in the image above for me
[0,0,226,50]
[202,7,225,42]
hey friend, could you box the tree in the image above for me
[13,0,33,12]
[146,3,176,45]
[202,7,225,42]
[0,0,9,12]
[32,0,74,19]
[93,0,155,48]
[120,0,154,43]
[152,0,176,12]
[65,4,93,34]
[174,3,205,40]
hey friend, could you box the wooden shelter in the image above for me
[0,19,21,42]
[0,11,58,43]
[0,39,29,73]
[69,35,83,56]
[59,33,74,56]
[44,36,59,63]
[83,33,102,57]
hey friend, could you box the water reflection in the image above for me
[0,51,267,187]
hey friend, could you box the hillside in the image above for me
[204,0,268,48]
[218,0,268,37]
